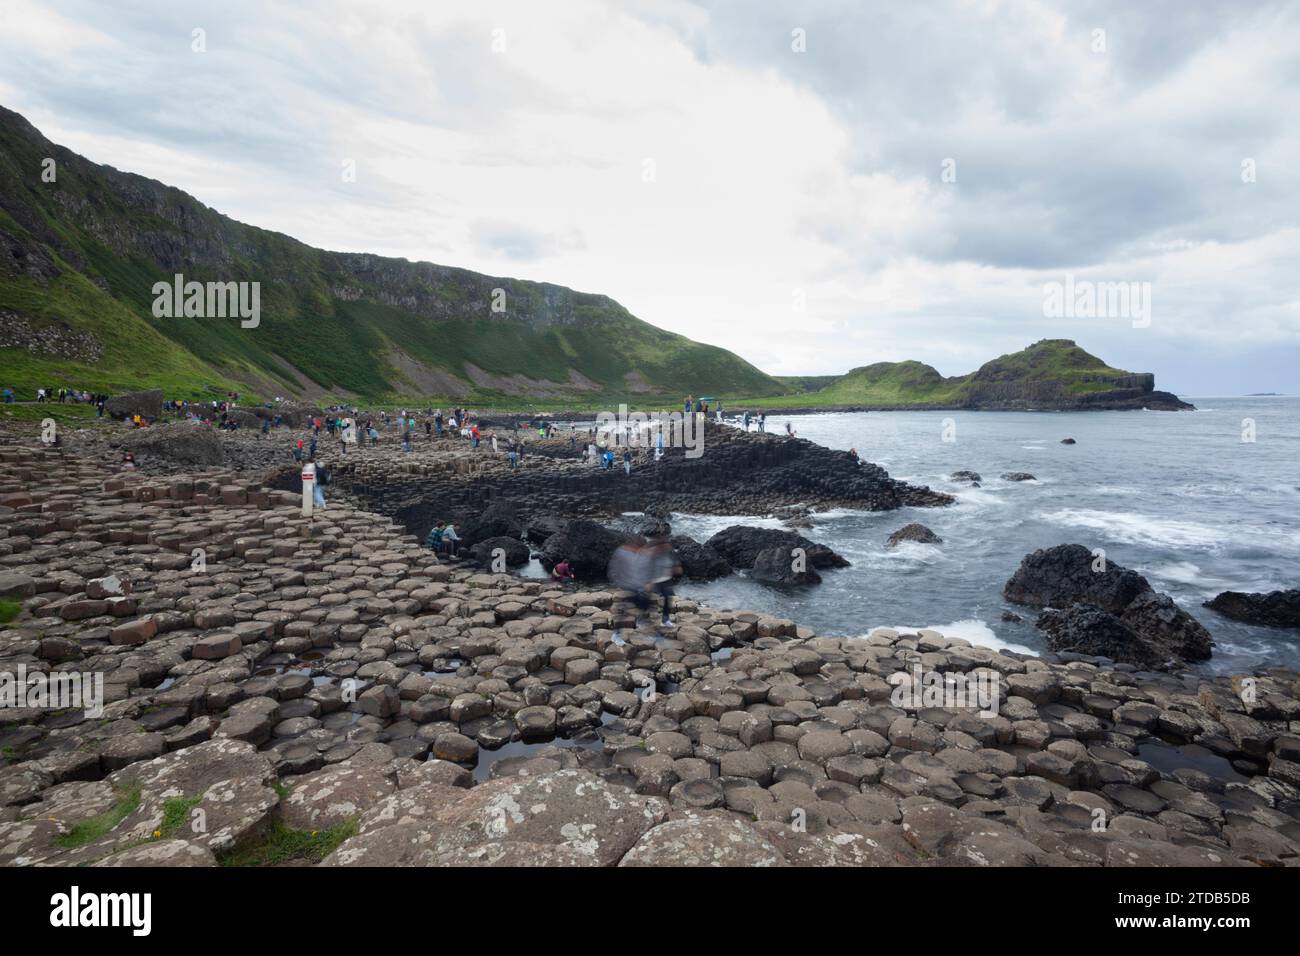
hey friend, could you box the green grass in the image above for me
[217,818,358,867]
[158,795,203,839]
[52,783,142,848]
[0,598,20,625]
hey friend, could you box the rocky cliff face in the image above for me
[0,105,784,401]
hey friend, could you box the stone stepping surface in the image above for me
[0,433,1298,867]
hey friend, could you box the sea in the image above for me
[662,397,1299,675]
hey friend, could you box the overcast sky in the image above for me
[2,0,1297,393]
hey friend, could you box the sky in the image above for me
[1,0,1297,394]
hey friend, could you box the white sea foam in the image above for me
[1041,508,1226,549]
[857,619,1038,657]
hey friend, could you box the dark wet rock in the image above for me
[608,514,672,538]
[524,514,569,545]
[1037,605,1160,667]
[750,546,822,587]
[1010,548,1210,663]
[1120,591,1214,663]
[459,500,525,548]
[1205,589,1300,629]
[1004,544,1151,613]
[469,536,530,569]
[1060,438,1076,444]
[670,535,731,580]
[115,424,225,467]
[705,525,848,571]
[540,520,623,579]
[1001,472,1036,482]
[887,523,942,547]
[949,470,982,483]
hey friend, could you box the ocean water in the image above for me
[670,397,1300,674]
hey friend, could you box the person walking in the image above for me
[607,536,651,645]
[647,532,681,628]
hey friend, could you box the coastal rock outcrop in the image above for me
[539,519,622,579]
[1005,544,1214,665]
[113,423,225,467]
[1205,589,1300,629]
[469,536,530,569]
[705,525,848,571]
[750,546,822,587]
[887,523,942,547]
[671,535,731,580]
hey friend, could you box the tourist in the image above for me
[310,457,328,509]
[607,536,652,644]
[647,532,681,628]
[121,451,136,471]
[786,421,796,438]
[260,418,270,439]
[424,523,444,551]
[622,448,633,475]
[508,447,518,469]
[551,559,574,585]
[441,523,460,557]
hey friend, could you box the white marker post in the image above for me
[301,461,316,518]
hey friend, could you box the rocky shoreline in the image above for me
[1,417,1297,867]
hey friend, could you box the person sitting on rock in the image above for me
[122,451,136,471]
[424,523,444,551]
[441,523,460,557]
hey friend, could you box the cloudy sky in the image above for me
[2,0,1297,393]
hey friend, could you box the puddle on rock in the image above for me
[1137,740,1249,783]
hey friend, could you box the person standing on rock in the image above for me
[622,448,633,475]
[309,457,328,509]
[647,533,680,628]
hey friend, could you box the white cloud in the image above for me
[0,0,1296,390]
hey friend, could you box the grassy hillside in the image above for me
[738,340,1161,409]
[0,105,785,405]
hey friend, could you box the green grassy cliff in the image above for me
[740,340,1190,411]
[0,105,784,405]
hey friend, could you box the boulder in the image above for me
[540,520,623,579]
[705,526,848,570]
[670,535,731,580]
[887,523,942,547]
[1004,544,1151,613]
[949,470,982,483]
[1036,604,1158,666]
[469,536,530,570]
[1204,589,1300,629]
[524,515,568,546]
[459,500,526,548]
[1010,544,1214,664]
[105,388,163,421]
[116,423,225,467]
[1001,472,1036,482]
[750,546,822,586]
